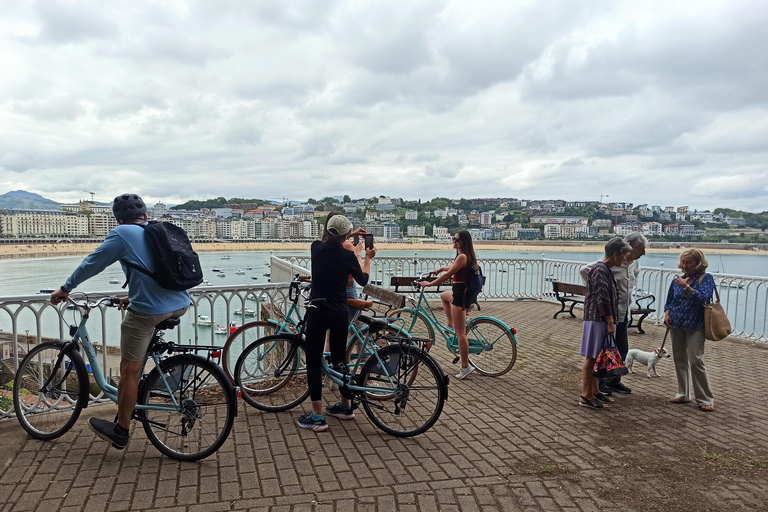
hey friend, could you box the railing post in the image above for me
[539,254,546,299]
[655,262,665,325]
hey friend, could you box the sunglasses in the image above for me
[452,237,460,242]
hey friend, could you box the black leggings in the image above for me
[305,308,349,402]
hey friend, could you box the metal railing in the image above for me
[277,255,768,342]
[0,282,292,421]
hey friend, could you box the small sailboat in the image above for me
[212,268,221,273]
[235,269,245,275]
[108,278,120,284]
[214,324,227,335]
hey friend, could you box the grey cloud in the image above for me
[425,160,464,178]
[24,0,120,44]
[10,96,87,121]
[1,152,38,173]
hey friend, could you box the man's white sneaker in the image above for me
[455,366,475,380]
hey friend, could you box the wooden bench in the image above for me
[629,294,656,334]
[361,284,406,310]
[390,276,452,294]
[552,282,586,319]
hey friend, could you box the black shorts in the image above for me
[451,283,468,308]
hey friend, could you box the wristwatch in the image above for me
[60,286,71,293]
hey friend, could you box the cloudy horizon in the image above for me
[1,1,767,211]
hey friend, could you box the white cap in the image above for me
[326,215,353,236]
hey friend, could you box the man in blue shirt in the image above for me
[51,193,191,450]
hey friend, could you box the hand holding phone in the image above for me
[363,234,374,250]
[353,235,359,245]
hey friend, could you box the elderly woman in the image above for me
[664,249,715,411]
[579,238,632,409]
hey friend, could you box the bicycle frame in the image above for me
[391,284,517,355]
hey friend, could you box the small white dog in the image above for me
[625,348,671,377]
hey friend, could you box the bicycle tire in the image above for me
[346,325,417,400]
[466,318,517,376]
[359,344,447,437]
[13,342,88,440]
[221,320,282,383]
[388,308,435,343]
[138,354,236,461]
[234,335,310,412]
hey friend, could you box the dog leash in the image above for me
[657,328,670,358]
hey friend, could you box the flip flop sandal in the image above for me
[578,396,605,409]
[669,397,690,404]
[594,392,614,403]
[699,405,715,412]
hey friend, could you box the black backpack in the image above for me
[464,265,484,310]
[122,221,203,291]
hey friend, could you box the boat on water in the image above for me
[193,314,212,326]
[201,279,212,285]
[217,273,226,277]
[721,282,745,289]
[251,276,259,280]
[235,269,245,275]
[214,324,227,335]
[38,289,56,294]
[263,273,271,277]
[233,307,256,316]
[246,265,252,270]
[108,278,120,284]
[212,268,221,273]
[221,255,231,260]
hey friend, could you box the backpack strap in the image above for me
[120,223,152,289]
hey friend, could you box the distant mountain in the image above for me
[0,190,61,210]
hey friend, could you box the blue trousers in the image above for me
[600,315,628,386]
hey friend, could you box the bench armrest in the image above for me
[634,293,656,309]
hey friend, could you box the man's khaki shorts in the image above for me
[121,307,189,361]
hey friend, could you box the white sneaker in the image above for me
[455,366,475,380]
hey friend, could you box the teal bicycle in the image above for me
[387,273,518,376]
[12,295,237,461]
[234,285,448,437]
[221,276,404,383]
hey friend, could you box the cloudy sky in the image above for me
[1,1,767,211]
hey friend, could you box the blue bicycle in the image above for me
[12,295,237,461]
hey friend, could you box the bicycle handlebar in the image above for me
[66,296,122,309]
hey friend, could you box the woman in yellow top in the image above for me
[420,230,479,380]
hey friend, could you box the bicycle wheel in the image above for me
[138,354,235,461]
[346,325,413,400]
[221,320,282,383]
[388,308,435,343]
[466,318,517,376]
[235,335,310,412]
[13,342,88,440]
[359,344,447,437]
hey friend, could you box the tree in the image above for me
[321,196,339,205]
[307,198,317,205]
[343,195,351,203]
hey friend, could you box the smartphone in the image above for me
[363,234,374,250]
[353,235,359,245]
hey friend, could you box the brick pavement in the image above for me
[2,300,768,512]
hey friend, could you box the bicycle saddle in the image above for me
[357,315,389,334]
[155,317,181,330]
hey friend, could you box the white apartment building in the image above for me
[0,210,88,237]
[559,224,587,239]
[405,210,418,220]
[88,213,117,237]
[641,222,663,236]
[433,226,449,238]
[433,209,448,219]
[231,219,249,239]
[593,219,612,227]
[480,212,492,226]
[216,218,232,238]
[379,212,395,222]
[406,225,426,237]
[544,224,561,239]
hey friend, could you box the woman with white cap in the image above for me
[297,214,376,432]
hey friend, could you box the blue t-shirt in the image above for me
[64,222,191,315]
[664,273,714,330]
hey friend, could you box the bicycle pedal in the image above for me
[350,401,360,411]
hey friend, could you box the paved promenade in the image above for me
[2,300,768,512]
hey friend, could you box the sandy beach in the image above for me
[0,240,765,260]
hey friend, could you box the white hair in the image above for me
[624,232,648,248]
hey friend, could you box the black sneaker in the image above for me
[326,402,355,420]
[606,382,632,394]
[88,418,129,449]
[598,385,613,396]
[297,413,328,432]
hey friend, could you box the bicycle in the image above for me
[387,273,519,376]
[12,295,238,461]
[221,276,404,383]
[234,288,448,437]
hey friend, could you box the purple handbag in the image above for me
[591,334,628,378]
